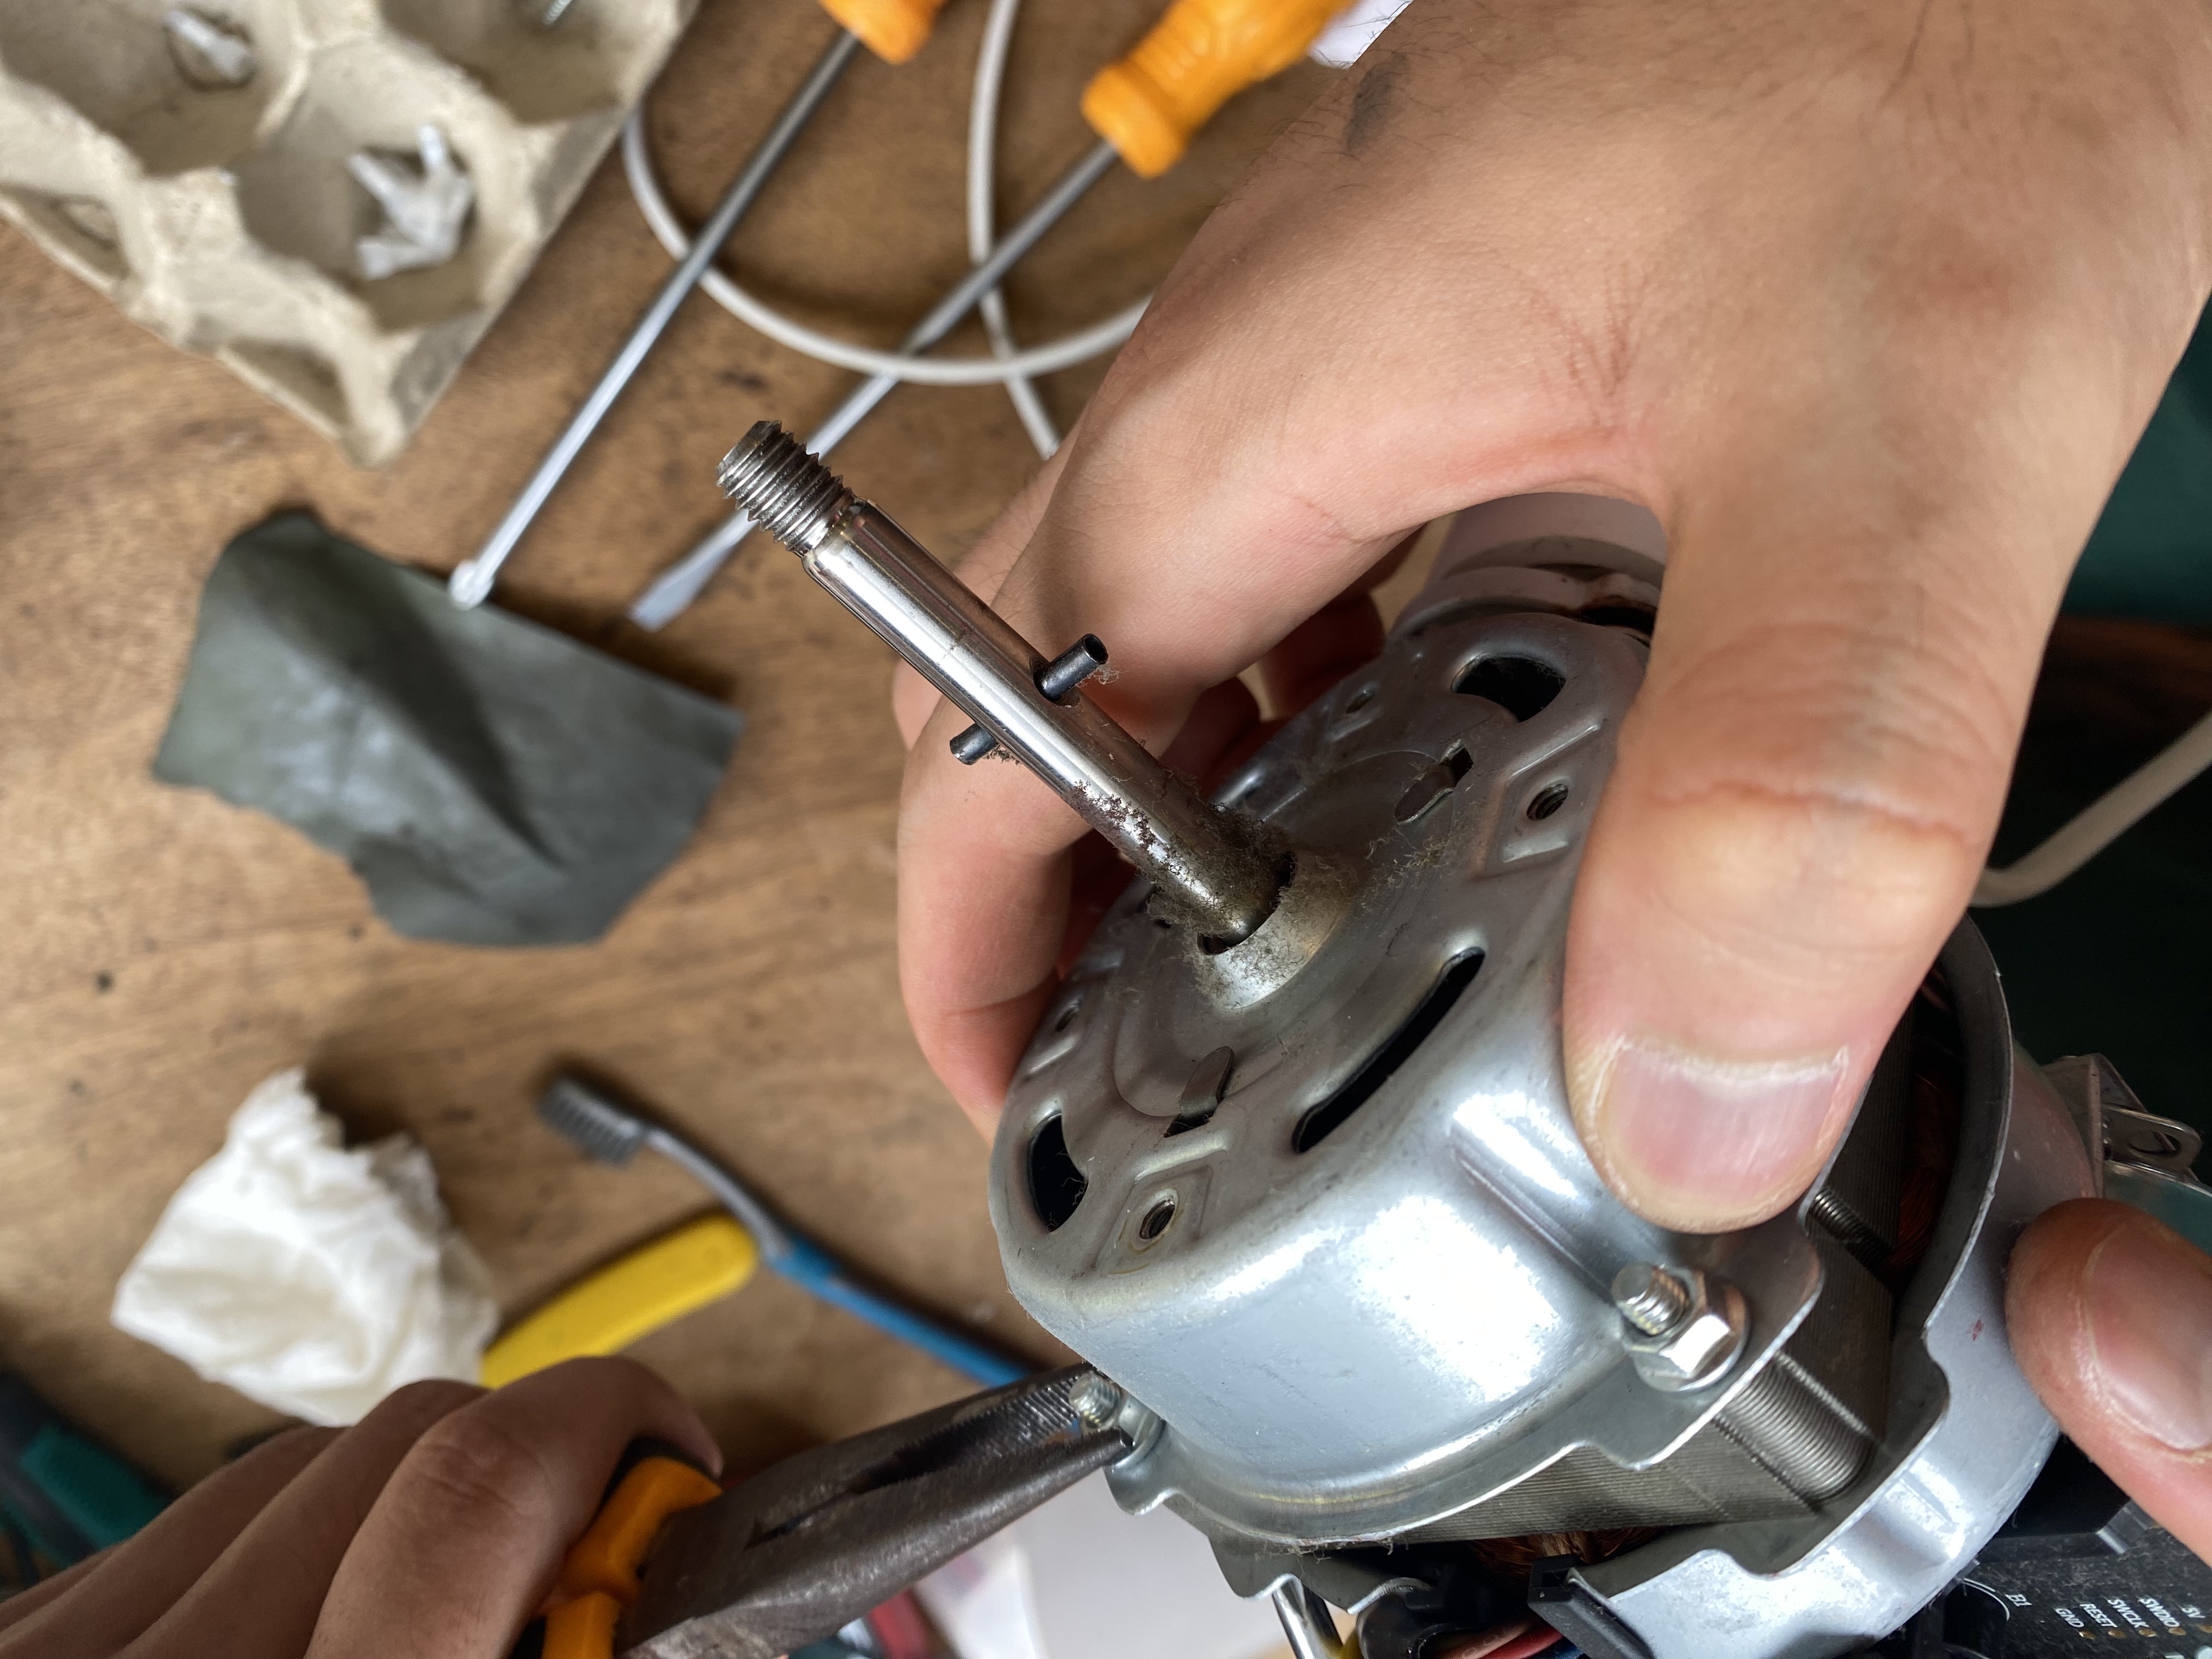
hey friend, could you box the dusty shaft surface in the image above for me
[719,423,1282,945]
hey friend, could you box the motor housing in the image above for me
[986,497,2098,1659]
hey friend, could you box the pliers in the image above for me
[522,1365,1138,1659]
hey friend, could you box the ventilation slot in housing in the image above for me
[1028,1115,1088,1231]
[1454,656,1563,721]
[1293,951,1485,1152]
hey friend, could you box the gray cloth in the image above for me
[154,512,741,946]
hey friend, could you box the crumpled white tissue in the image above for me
[112,1068,498,1426]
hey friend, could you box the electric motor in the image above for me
[718,426,2211,1659]
[985,496,2108,1659]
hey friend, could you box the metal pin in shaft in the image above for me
[719,422,1284,948]
[953,634,1106,763]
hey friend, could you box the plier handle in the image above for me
[523,1366,1137,1659]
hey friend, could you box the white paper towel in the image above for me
[112,1069,498,1425]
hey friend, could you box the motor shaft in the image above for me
[718,422,1283,948]
[627,140,1119,630]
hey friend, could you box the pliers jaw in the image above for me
[617,1366,1136,1659]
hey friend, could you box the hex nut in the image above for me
[1624,1269,1747,1391]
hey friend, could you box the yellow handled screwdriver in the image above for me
[480,1215,759,1390]
[449,0,952,610]
[627,0,1353,629]
[480,1075,1027,1389]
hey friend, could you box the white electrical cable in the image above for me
[971,0,1060,458]
[1973,704,2212,906]
[619,114,1147,387]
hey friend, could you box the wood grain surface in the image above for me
[0,0,1333,1491]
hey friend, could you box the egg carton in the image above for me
[0,0,695,465]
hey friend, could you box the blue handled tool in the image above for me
[537,1074,1028,1388]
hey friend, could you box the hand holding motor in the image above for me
[891,0,2212,1566]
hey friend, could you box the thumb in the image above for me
[2007,1200,2212,1559]
[1562,468,2083,1232]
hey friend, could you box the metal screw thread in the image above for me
[1611,1263,1692,1336]
[716,420,853,554]
[1065,1370,1125,1430]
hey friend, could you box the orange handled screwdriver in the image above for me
[820,0,946,65]
[1083,0,1348,178]
[628,0,1355,629]
[450,0,950,609]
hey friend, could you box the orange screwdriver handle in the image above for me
[820,0,951,64]
[1082,0,1348,178]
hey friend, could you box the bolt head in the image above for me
[1624,1269,1747,1391]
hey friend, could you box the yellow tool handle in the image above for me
[820,0,951,64]
[1082,0,1349,178]
[480,1215,758,1389]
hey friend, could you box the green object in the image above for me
[2064,303,2212,624]
[0,1373,167,1584]
[19,1424,166,1551]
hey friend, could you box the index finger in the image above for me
[305,1358,719,1659]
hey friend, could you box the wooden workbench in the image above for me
[0,0,1333,1491]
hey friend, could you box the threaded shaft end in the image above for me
[717,421,853,553]
[1611,1263,1692,1336]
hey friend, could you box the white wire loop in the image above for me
[972,0,1060,456]
[619,113,1147,387]
[1973,704,2212,906]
